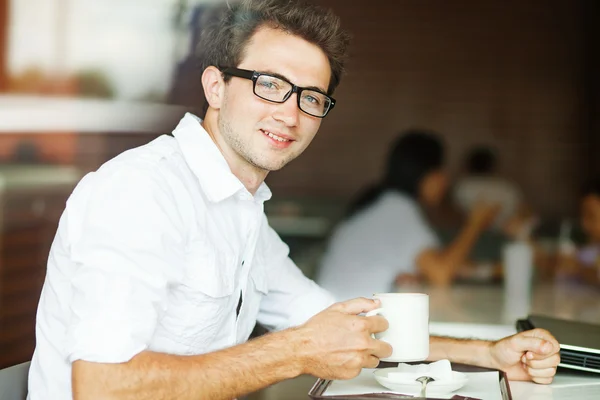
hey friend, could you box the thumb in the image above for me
[329,297,381,315]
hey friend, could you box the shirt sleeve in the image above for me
[255,217,335,332]
[64,165,186,364]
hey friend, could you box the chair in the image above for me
[0,361,30,400]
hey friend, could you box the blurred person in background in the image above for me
[556,178,600,287]
[453,146,534,238]
[317,130,499,299]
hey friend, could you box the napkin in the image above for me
[386,359,454,382]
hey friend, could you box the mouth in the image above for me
[260,129,294,148]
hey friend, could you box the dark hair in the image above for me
[465,146,497,175]
[346,129,445,217]
[196,0,350,113]
[582,177,600,198]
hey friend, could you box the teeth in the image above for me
[263,130,289,142]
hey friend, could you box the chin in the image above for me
[250,158,286,172]
[255,154,297,172]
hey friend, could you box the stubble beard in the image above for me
[218,113,298,172]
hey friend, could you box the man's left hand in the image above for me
[488,328,560,384]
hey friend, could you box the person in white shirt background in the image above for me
[453,145,529,235]
[317,130,500,297]
[28,1,560,399]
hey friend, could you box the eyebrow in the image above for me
[262,70,328,94]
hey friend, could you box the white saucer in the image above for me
[373,368,468,396]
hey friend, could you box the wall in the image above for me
[0,0,8,91]
[265,0,590,219]
[583,0,600,178]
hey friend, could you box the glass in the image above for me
[221,67,336,118]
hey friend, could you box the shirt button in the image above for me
[242,260,245,266]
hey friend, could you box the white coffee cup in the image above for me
[366,293,429,362]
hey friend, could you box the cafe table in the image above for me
[250,281,600,400]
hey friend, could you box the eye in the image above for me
[258,80,278,90]
[304,94,320,104]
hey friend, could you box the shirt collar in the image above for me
[172,113,272,203]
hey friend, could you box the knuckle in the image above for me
[353,318,369,332]
[351,354,364,369]
[550,356,560,366]
[368,357,380,369]
[357,337,371,350]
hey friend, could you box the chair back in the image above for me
[0,362,30,400]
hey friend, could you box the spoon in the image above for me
[415,376,435,398]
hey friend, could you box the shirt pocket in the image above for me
[249,264,268,296]
[164,248,237,352]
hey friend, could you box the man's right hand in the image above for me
[290,297,393,380]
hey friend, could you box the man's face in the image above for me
[216,26,331,172]
[581,194,600,243]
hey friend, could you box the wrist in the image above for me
[480,340,496,369]
[278,326,311,377]
[429,337,495,368]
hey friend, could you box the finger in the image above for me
[364,315,389,333]
[532,376,554,385]
[522,354,560,369]
[370,338,393,359]
[525,365,557,379]
[522,329,560,352]
[363,355,381,369]
[329,298,381,315]
[510,331,559,356]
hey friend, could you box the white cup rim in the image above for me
[372,292,428,297]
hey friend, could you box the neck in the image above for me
[201,110,268,195]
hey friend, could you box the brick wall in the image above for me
[265,0,592,219]
[0,0,8,91]
[583,0,600,178]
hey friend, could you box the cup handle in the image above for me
[365,308,384,339]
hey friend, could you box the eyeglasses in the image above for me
[220,67,336,118]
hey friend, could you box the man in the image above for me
[28,1,560,399]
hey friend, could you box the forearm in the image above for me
[72,328,303,400]
[419,222,484,286]
[427,336,493,368]
[442,220,484,272]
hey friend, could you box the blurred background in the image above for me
[0,0,598,383]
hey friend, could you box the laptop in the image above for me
[516,314,600,374]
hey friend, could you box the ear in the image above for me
[201,66,226,110]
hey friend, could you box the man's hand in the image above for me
[488,329,560,384]
[291,298,393,380]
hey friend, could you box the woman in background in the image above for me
[316,130,498,301]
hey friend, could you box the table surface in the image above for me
[250,281,600,400]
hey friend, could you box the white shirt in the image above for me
[453,176,522,229]
[28,113,334,399]
[316,191,439,301]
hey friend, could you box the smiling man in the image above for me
[28,1,560,399]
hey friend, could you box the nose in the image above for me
[272,93,300,127]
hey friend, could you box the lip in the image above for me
[260,129,295,149]
[260,128,294,141]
